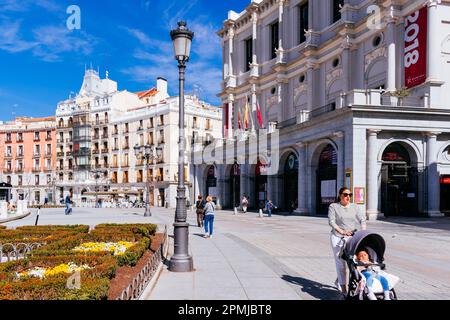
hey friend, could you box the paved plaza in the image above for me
[3,207,450,300]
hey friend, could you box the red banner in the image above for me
[404,6,427,89]
[224,103,228,138]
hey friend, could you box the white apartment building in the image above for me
[55,69,145,205]
[110,93,222,208]
[193,0,450,219]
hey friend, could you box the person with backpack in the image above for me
[65,194,72,215]
[195,195,206,228]
[203,196,216,238]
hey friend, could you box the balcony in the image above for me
[123,145,130,150]
[310,102,336,119]
[112,147,119,151]
[101,134,108,139]
[101,148,108,153]
[33,153,41,158]
[16,168,23,173]
[16,138,23,143]
[4,168,13,174]
[5,138,12,143]
[57,139,64,144]
[112,130,119,136]
[57,152,65,157]
[45,167,52,172]
[137,126,144,132]
[66,151,73,157]
[32,167,41,173]
[92,149,100,154]
[45,152,52,158]
[205,126,212,131]
[4,154,12,159]
[93,134,100,140]
[16,153,24,159]
[45,136,52,141]
[66,138,73,143]
[34,137,40,142]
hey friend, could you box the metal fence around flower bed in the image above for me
[0,242,44,263]
[117,226,168,300]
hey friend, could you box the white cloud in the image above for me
[32,26,95,62]
[0,19,38,53]
[0,15,97,62]
[0,0,60,12]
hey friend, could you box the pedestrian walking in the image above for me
[265,199,277,217]
[328,187,366,296]
[241,195,248,213]
[195,195,206,228]
[65,194,72,215]
[203,195,215,238]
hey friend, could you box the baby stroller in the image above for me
[341,230,400,300]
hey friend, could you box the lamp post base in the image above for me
[144,207,152,217]
[169,221,194,272]
[169,254,194,272]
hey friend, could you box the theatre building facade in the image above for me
[192,0,450,219]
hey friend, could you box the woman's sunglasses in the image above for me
[341,193,353,197]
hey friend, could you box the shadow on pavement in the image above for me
[378,216,450,232]
[193,233,208,238]
[281,275,341,300]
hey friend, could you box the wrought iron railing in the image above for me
[116,226,168,300]
[0,242,44,263]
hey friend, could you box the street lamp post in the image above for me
[169,21,194,272]
[134,144,162,217]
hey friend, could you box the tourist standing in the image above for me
[204,196,215,238]
[195,195,206,228]
[328,187,366,296]
[265,199,277,217]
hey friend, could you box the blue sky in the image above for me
[0,0,248,121]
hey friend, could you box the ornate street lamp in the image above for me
[134,144,162,217]
[169,21,194,272]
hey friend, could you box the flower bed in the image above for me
[0,224,159,300]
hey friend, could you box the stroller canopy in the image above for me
[343,230,386,263]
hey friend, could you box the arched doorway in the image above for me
[284,153,298,212]
[316,144,338,215]
[205,166,217,203]
[230,163,240,208]
[381,142,419,216]
[255,159,268,210]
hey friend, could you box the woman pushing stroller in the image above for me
[328,187,367,296]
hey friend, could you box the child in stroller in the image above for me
[356,249,391,300]
[342,230,399,300]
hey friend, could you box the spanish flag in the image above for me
[244,99,250,129]
[237,105,242,129]
[256,97,264,128]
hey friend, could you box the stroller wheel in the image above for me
[389,288,397,300]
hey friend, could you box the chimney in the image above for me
[157,77,169,99]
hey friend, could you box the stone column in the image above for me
[426,132,443,216]
[250,9,259,77]
[276,0,286,64]
[334,131,345,192]
[367,129,381,220]
[296,142,308,214]
[386,8,397,94]
[306,60,316,111]
[427,0,442,82]
[228,98,233,138]
[341,36,351,94]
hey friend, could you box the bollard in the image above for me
[258,209,263,218]
[35,206,41,226]
[234,207,237,215]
